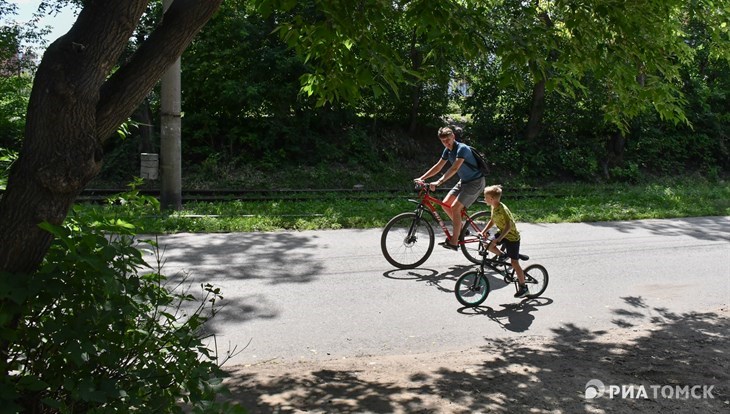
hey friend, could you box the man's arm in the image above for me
[417,159,447,182]
[433,158,464,186]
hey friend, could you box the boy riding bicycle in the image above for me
[480,185,528,298]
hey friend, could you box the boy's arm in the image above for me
[496,221,511,243]
[480,219,494,236]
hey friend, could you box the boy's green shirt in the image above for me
[491,202,520,242]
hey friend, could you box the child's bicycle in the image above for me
[380,181,489,269]
[454,237,549,307]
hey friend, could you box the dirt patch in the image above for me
[223,306,729,413]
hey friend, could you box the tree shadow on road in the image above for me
[139,232,327,338]
[223,302,729,413]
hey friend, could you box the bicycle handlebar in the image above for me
[413,180,431,193]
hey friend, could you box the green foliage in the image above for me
[181,0,314,164]
[0,74,32,152]
[0,184,243,413]
[14,0,730,188]
[0,147,17,190]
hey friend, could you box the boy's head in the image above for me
[484,185,503,205]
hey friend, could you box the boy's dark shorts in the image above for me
[497,237,521,260]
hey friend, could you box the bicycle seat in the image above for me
[520,254,529,261]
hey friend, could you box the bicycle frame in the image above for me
[477,253,516,281]
[408,182,484,246]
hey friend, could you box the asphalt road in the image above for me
[143,216,730,367]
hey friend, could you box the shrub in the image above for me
[0,188,243,413]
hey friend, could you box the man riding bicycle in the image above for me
[415,126,486,250]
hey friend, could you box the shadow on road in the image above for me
[457,297,554,333]
[587,216,730,242]
[383,264,472,294]
[223,302,729,413]
[142,232,328,336]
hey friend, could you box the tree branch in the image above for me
[96,0,223,141]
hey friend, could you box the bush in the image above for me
[0,188,243,413]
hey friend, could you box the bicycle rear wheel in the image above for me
[380,212,434,269]
[455,270,490,307]
[523,264,549,298]
[460,210,490,264]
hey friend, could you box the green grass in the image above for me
[73,178,730,234]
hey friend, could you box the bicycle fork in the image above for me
[404,206,428,243]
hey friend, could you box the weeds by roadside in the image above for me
[75,178,730,234]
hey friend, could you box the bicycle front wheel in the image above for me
[455,270,490,307]
[460,210,490,264]
[523,264,549,298]
[380,212,434,269]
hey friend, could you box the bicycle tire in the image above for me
[523,264,549,298]
[380,212,434,269]
[455,270,490,307]
[460,210,490,264]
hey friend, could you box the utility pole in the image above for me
[160,0,182,210]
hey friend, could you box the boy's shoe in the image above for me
[495,252,507,261]
[514,284,529,298]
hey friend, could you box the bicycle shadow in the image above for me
[457,297,553,332]
[382,264,472,294]
[481,271,515,293]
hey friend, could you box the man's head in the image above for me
[438,127,455,148]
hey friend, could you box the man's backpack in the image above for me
[449,124,490,177]
[462,145,490,177]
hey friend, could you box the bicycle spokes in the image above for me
[380,212,435,269]
[454,271,490,307]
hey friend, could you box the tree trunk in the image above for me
[0,0,223,274]
[525,79,546,141]
[524,8,556,142]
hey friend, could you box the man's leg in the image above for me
[441,193,457,222]
[449,200,465,246]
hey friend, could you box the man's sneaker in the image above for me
[438,240,459,251]
[514,284,529,298]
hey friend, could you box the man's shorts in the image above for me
[448,177,485,208]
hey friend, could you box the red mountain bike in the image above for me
[380,181,489,269]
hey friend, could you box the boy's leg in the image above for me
[489,234,506,256]
[512,260,526,285]
[504,240,526,285]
